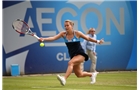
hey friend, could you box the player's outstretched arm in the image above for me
[77,31,104,44]
[38,31,65,42]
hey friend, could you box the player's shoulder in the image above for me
[74,30,83,34]
[59,31,66,37]
[73,30,84,38]
[59,31,66,34]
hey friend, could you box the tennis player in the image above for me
[38,20,104,86]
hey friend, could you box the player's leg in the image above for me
[64,55,85,79]
[72,55,93,77]
[72,55,96,84]
[73,63,92,77]
[57,55,85,86]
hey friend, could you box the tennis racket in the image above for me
[12,19,40,39]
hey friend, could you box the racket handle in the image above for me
[33,34,40,39]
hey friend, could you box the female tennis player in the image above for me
[38,20,104,86]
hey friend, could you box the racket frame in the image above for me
[12,19,40,39]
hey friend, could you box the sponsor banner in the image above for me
[3,1,137,75]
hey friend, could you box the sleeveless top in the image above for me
[63,31,89,61]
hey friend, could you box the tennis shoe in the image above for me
[90,72,96,84]
[57,74,66,86]
[90,72,99,84]
[95,71,99,75]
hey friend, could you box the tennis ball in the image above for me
[40,42,44,47]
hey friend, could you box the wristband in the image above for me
[97,40,100,44]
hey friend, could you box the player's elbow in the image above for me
[86,37,90,41]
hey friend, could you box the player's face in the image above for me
[64,22,72,31]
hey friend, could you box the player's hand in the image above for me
[38,38,44,42]
[99,38,104,44]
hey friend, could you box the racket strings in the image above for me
[14,21,29,34]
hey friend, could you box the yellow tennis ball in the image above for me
[40,42,44,47]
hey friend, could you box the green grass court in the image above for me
[3,71,137,90]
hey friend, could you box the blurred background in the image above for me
[2,0,137,76]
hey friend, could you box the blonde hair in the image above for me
[65,20,74,27]
[87,28,95,34]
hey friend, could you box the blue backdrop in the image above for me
[3,0,137,75]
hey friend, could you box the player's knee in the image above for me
[75,73,83,78]
[68,61,74,66]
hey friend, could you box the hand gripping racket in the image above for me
[12,19,40,39]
